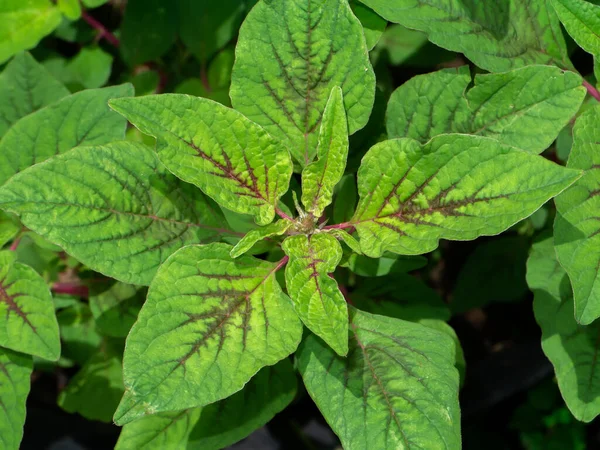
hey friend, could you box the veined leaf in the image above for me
[0,52,69,138]
[352,135,580,257]
[89,283,145,338]
[116,409,202,450]
[0,84,133,186]
[301,86,349,217]
[0,251,60,360]
[58,344,124,423]
[357,0,572,72]
[555,106,600,324]
[187,358,297,450]
[0,142,230,286]
[109,95,293,226]
[552,0,600,57]
[297,308,461,450]
[115,243,302,425]
[0,347,32,450]
[386,65,585,154]
[230,0,375,166]
[230,220,292,258]
[528,235,600,422]
[282,233,348,356]
[0,0,62,64]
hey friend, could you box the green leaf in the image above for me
[178,0,244,64]
[58,344,124,423]
[57,0,81,20]
[343,253,427,277]
[44,46,113,90]
[0,211,20,248]
[357,0,572,72]
[327,229,362,255]
[350,1,387,50]
[0,141,230,286]
[332,174,357,224]
[297,308,461,450]
[114,243,302,425]
[116,409,201,450]
[552,0,600,57]
[120,0,178,66]
[0,84,132,186]
[451,235,530,314]
[230,0,375,166]
[352,135,581,258]
[0,347,32,450]
[301,86,348,217]
[371,24,428,66]
[0,0,62,64]
[386,65,586,154]
[554,105,600,324]
[528,235,600,422]
[57,301,102,366]
[282,234,348,356]
[0,251,60,360]
[89,283,144,338]
[109,94,293,226]
[187,359,297,450]
[0,52,69,138]
[231,220,291,258]
[81,0,108,7]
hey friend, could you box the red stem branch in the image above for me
[275,208,293,221]
[9,238,21,252]
[323,222,354,232]
[52,282,89,298]
[81,11,120,47]
[583,79,600,102]
[274,255,289,272]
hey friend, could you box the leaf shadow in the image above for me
[456,0,510,40]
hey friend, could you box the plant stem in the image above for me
[9,238,21,251]
[274,255,289,272]
[583,79,600,102]
[323,222,354,231]
[52,282,89,298]
[200,63,211,92]
[81,11,120,47]
[275,207,293,221]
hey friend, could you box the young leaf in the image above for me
[89,283,144,338]
[45,46,114,90]
[554,106,600,324]
[352,135,581,258]
[0,142,230,286]
[187,359,297,450]
[349,1,387,51]
[58,344,124,423]
[115,243,302,425]
[0,52,69,138]
[528,235,600,422]
[371,24,428,66]
[109,95,293,226]
[301,87,349,217]
[282,234,348,356]
[0,251,60,361]
[120,0,178,66]
[116,409,202,450]
[327,229,362,255]
[0,0,62,64]
[386,65,585,154]
[0,348,32,450]
[0,84,133,186]
[552,0,600,57]
[357,0,572,72]
[230,220,292,258]
[230,0,375,166]
[297,308,461,450]
[57,301,102,366]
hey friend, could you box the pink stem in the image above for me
[583,79,600,102]
[200,64,211,92]
[274,255,289,272]
[9,238,21,252]
[275,208,293,221]
[52,283,89,298]
[81,11,120,47]
[323,222,354,232]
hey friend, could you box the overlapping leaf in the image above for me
[0,141,230,286]
[552,0,600,57]
[0,52,69,138]
[282,233,348,356]
[109,95,293,226]
[349,1,387,50]
[0,348,32,450]
[528,235,600,422]
[352,135,580,257]
[386,65,585,154]
[0,251,60,360]
[301,87,349,217]
[114,243,302,424]
[230,220,291,258]
[555,106,600,324]
[230,0,375,166]
[297,308,461,450]
[357,0,572,72]
[0,84,132,186]
[89,283,144,337]
[0,0,62,64]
